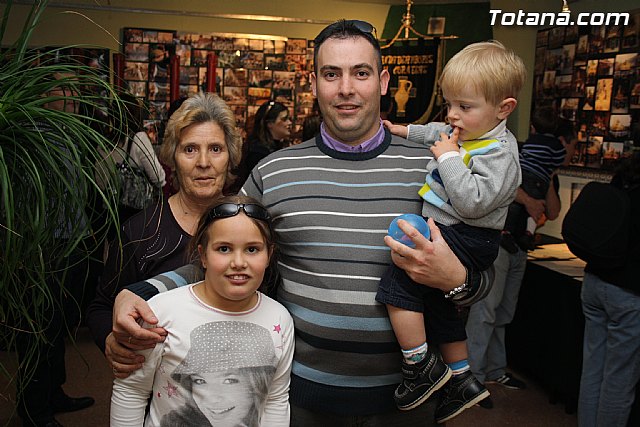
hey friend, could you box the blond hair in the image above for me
[439,40,526,106]
[161,93,242,188]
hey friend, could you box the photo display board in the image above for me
[532,9,640,170]
[122,27,315,142]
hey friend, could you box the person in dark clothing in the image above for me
[578,151,640,427]
[502,106,567,251]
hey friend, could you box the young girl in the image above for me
[110,195,294,427]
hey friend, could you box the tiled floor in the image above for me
[1,327,577,426]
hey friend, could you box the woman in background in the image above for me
[233,101,291,191]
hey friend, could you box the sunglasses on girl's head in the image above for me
[207,203,271,223]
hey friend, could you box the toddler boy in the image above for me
[376,40,526,424]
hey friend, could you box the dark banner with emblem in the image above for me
[381,40,439,124]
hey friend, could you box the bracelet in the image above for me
[444,268,469,299]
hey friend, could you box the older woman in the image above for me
[86,93,242,358]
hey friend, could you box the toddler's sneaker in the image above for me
[435,370,490,423]
[394,349,452,411]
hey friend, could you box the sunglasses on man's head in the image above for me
[207,203,271,223]
[346,20,377,38]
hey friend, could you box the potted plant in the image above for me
[0,0,124,405]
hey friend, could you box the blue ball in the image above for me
[388,214,430,248]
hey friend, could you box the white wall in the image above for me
[2,0,390,48]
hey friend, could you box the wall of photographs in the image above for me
[532,10,640,170]
[122,27,315,143]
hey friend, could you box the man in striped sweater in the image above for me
[109,19,492,426]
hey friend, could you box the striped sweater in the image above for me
[519,132,566,184]
[240,130,430,415]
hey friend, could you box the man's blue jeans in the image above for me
[578,272,640,427]
[466,246,527,383]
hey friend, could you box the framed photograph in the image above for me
[595,78,613,111]
[622,11,640,49]
[175,44,192,66]
[586,135,603,168]
[274,40,286,54]
[576,34,589,56]
[586,59,598,84]
[249,39,263,51]
[223,86,247,105]
[564,25,579,43]
[265,55,286,71]
[233,38,249,51]
[542,70,556,97]
[631,82,640,109]
[124,43,149,62]
[179,66,199,85]
[286,39,307,55]
[149,101,169,120]
[608,114,631,140]
[124,28,143,43]
[178,84,199,99]
[592,112,610,136]
[263,39,275,54]
[605,25,621,50]
[597,58,614,76]
[602,141,624,169]
[249,70,273,88]
[127,81,147,98]
[217,50,241,68]
[248,87,271,105]
[536,29,549,47]
[124,61,148,81]
[211,36,233,50]
[560,44,575,75]
[148,82,170,101]
[614,53,637,77]
[224,68,248,87]
[232,105,248,128]
[583,86,596,110]
[427,17,446,35]
[191,49,210,67]
[590,26,606,54]
[545,48,562,71]
[549,27,565,48]
[149,63,169,83]
[143,30,158,43]
[612,78,630,113]
[241,51,264,69]
[556,74,573,97]
[285,54,305,72]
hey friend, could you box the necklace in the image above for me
[176,193,191,216]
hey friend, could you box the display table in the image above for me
[505,244,640,424]
[506,244,585,413]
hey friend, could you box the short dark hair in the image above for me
[313,19,382,74]
[531,106,559,135]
